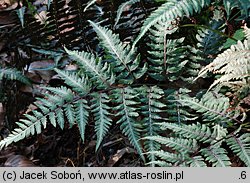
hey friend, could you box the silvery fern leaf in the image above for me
[138,86,165,165]
[0,68,31,85]
[197,26,250,90]
[65,47,115,89]
[54,69,91,96]
[133,0,211,47]
[178,91,239,125]
[91,92,113,151]
[226,133,250,166]
[75,99,90,142]
[0,87,75,149]
[112,87,145,161]
[157,122,227,143]
[89,20,147,84]
[186,156,207,167]
[200,145,231,167]
[144,136,198,154]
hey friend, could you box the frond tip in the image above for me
[133,0,211,48]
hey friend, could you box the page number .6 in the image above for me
[240,171,247,180]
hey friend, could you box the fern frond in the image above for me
[138,86,165,165]
[165,89,197,124]
[145,136,198,153]
[147,20,188,81]
[64,103,75,128]
[178,91,237,125]
[196,16,225,56]
[0,68,31,85]
[197,26,250,89]
[157,122,226,143]
[187,156,207,167]
[89,20,147,84]
[147,150,185,165]
[56,108,65,129]
[112,87,145,161]
[54,69,91,96]
[226,133,250,166]
[64,47,115,89]
[180,45,204,82]
[200,145,231,167]
[178,9,225,82]
[0,86,75,149]
[133,0,211,47]
[91,92,113,151]
[75,99,90,142]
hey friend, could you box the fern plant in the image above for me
[0,20,146,161]
[197,25,250,90]
[0,0,249,167]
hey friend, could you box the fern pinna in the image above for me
[0,0,249,167]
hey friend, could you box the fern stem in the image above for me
[163,28,167,74]
[180,24,238,41]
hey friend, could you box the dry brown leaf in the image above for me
[4,155,37,167]
[0,0,17,11]
[27,60,56,83]
[107,147,135,167]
